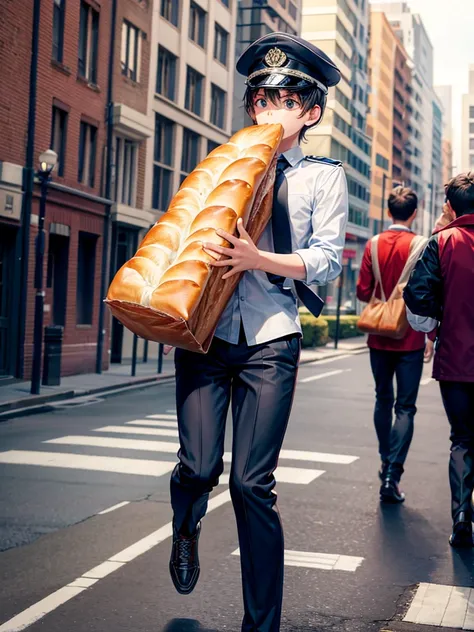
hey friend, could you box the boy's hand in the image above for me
[424,339,434,363]
[203,218,262,279]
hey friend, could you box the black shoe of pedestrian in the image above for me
[380,477,405,504]
[378,461,389,482]
[449,513,473,548]
[169,523,201,595]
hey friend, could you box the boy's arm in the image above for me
[403,236,443,320]
[356,240,374,303]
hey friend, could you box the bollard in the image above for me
[42,325,64,386]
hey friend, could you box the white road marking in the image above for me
[420,377,434,386]
[299,369,351,384]
[97,501,130,515]
[127,419,178,428]
[0,451,175,478]
[0,490,231,632]
[404,583,474,629]
[46,436,178,454]
[219,467,325,486]
[165,409,177,414]
[93,425,179,437]
[276,449,358,465]
[305,354,351,366]
[231,548,364,572]
[147,413,177,420]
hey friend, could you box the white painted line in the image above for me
[46,436,179,454]
[421,377,434,386]
[127,419,177,428]
[166,409,177,414]
[276,449,358,465]
[299,369,351,384]
[219,467,325,486]
[147,413,177,420]
[0,489,231,632]
[232,548,364,572]
[0,451,175,478]
[404,582,429,624]
[305,354,351,366]
[93,425,179,437]
[97,501,130,515]
[442,586,471,628]
[66,578,98,589]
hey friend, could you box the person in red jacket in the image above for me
[404,172,474,547]
[357,186,433,503]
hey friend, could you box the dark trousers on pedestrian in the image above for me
[440,381,474,522]
[170,333,300,632]
[370,348,424,481]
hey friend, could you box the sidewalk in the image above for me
[0,336,367,420]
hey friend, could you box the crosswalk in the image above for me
[0,410,359,486]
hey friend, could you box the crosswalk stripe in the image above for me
[277,449,358,465]
[127,420,178,428]
[232,548,364,571]
[147,413,177,420]
[219,467,325,486]
[404,583,474,629]
[0,451,175,477]
[94,425,179,437]
[46,436,179,454]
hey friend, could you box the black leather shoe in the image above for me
[169,523,201,595]
[380,477,405,503]
[449,512,473,548]
[379,461,389,482]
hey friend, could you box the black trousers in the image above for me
[171,333,300,632]
[370,348,424,480]
[440,381,474,522]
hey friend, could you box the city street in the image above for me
[1,350,473,632]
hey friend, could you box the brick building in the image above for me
[0,0,114,379]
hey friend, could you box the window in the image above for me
[161,0,179,27]
[375,153,389,171]
[470,139,474,150]
[78,1,99,84]
[114,138,138,206]
[156,46,177,100]
[121,20,140,81]
[219,0,230,7]
[185,66,204,116]
[76,232,97,325]
[210,84,226,129]
[52,0,65,62]
[51,106,68,177]
[288,1,297,19]
[470,106,474,119]
[181,129,200,182]
[470,154,474,167]
[78,121,97,187]
[214,24,228,66]
[189,2,206,48]
[152,114,174,211]
[470,123,474,134]
[208,140,219,155]
[47,233,69,326]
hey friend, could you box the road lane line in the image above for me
[0,451,175,477]
[232,548,364,572]
[98,501,130,515]
[0,490,231,632]
[219,467,325,486]
[305,354,351,366]
[299,369,351,384]
[93,425,179,437]
[420,377,434,386]
[146,413,177,420]
[276,450,358,464]
[126,419,177,428]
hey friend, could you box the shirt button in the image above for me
[240,296,245,301]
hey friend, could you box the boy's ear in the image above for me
[445,200,457,219]
[304,105,322,126]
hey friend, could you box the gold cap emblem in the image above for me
[264,47,287,68]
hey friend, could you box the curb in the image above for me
[0,345,368,422]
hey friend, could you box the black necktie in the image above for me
[267,156,325,319]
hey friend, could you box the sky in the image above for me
[405,0,472,169]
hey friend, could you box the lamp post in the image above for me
[30,149,58,395]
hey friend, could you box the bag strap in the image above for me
[370,235,386,302]
[398,235,428,285]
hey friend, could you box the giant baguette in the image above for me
[106,123,283,353]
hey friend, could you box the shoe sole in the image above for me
[380,492,405,504]
[169,563,200,595]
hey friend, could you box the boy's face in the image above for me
[251,89,321,140]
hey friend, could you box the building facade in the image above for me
[461,65,474,173]
[301,0,372,313]
[435,84,454,185]
[0,0,114,379]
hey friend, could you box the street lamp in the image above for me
[30,149,58,395]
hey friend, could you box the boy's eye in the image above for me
[255,98,267,108]
[285,99,298,109]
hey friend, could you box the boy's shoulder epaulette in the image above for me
[304,156,343,167]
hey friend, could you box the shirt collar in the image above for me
[280,145,305,168]
[388,224,413,232]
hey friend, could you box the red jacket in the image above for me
[404,215,474,381]
[357,228,426,352]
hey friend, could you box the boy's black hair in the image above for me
[243,85,327,143]
[445,172,474,217]
[387,186,418,221]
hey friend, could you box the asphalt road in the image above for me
[0,350,473,632]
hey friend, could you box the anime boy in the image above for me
[169,32,348,632]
